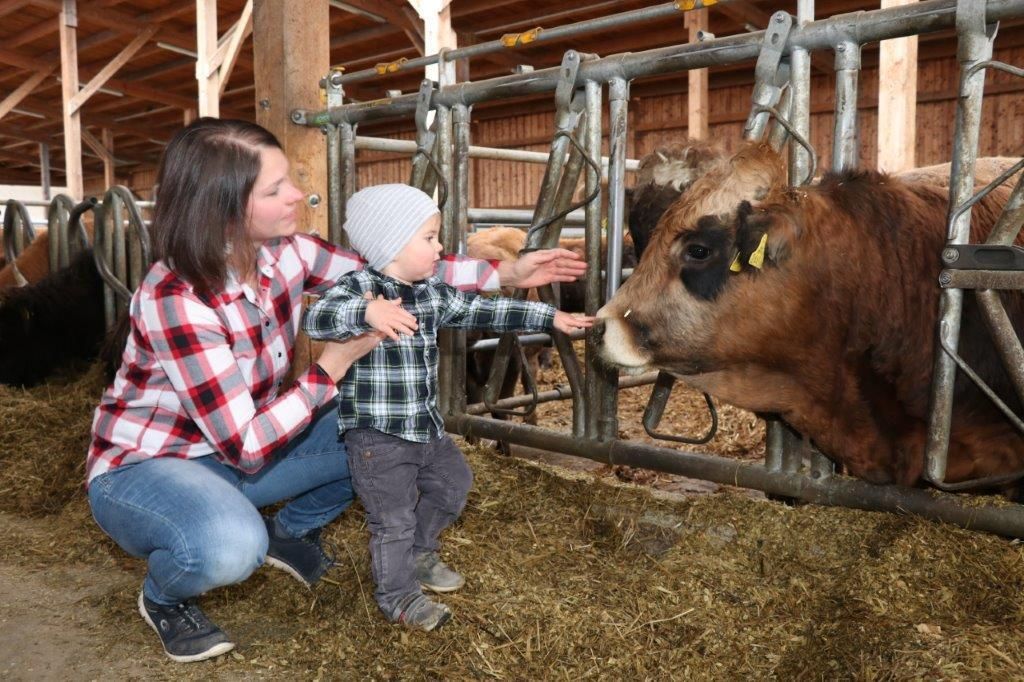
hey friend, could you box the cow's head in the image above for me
[598,142,792,375]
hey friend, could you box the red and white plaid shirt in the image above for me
[86,233,499,486]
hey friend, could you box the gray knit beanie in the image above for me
[343,184,441,270]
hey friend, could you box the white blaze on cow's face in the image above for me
[597,142,789,376]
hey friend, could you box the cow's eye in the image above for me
[686,244,711,261]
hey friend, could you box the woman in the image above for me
[86,117,586,663]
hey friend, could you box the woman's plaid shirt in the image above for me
[303,269,555,442]
[86,234,501,485]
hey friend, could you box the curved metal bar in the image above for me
[521,130,601,247]
[92,188,152,322]
[46,194,81,272]
[412,146,449,211]
[965,59,1024,81]
[3,199,36,285]
[750,104,817,185]
[642,371,719,445]
[947,157,1024,237]
[482,335,541,418]
[931,331,1024,490]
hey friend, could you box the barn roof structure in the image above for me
[2,0,1021,192]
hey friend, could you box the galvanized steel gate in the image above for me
[306,0,1024,535]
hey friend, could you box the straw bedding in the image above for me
[1,356,1023,679]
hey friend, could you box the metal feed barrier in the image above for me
[1,191,152,329]
[291,0,1024,538]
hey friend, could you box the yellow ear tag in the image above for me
[729,251,742,272]
[748,233,768,269]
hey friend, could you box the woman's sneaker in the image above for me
[264,516,335,587]
[415,551,465,593]
[137,592,235,663]
[393,593,452,631]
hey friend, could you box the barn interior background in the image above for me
[5,0,1024,678]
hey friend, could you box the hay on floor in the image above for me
[2,365,1024,679]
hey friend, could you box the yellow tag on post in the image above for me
[748,233,768,269]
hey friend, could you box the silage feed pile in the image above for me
[2,365,1024,679]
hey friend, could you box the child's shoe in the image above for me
[415,551,465,593]
[394,593,452,631]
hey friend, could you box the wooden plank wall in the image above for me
[355,44,1024,208]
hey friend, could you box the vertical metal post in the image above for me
[325,71,345,245]
[832,40,861,172]
[793,0,834,480]
[39,144,51,201]
[435,103,455,417]
[605,77,629,300]
[584,79,603,439]
[599,76,630,441]
[925,2,993,484]
[337,121,356,247]
[448,103,472,417]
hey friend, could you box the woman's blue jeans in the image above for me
[88,403,352,606]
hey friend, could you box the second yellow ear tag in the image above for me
[748,233,768,269]
[729,251,742,272]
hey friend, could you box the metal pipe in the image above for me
[466,371,659,416]
[335,0,734,86]
[449,103,472,417]
[354,135,639,172]
[926,2,993,485]
[337,122,356,247]
[447,414,1024,538]
[832,40,861,171]
[975,289,1024,409]
[468,207,588,226]
[436,103,455,418]
[986,169,1024,246]
[294,1,1024,128]
[584,79,604,440]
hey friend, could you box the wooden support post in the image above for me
[196,0,220,117]
[685,9,709,139]
[877,0,918,172]
[59,0,83,199]
[253,0,328,237]
[409,0,456,86]
[102,128,115,188]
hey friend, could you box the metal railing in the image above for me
[310,0,1024,538]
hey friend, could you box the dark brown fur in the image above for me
[601,142,1024,488]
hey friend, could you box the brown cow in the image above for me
[598,141,1024,489]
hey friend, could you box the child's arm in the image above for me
[303,276,372,341]
[436,284,595,334]
[304,276,418,342]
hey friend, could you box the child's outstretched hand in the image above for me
[553,311,596,334]
[365,294,418,341]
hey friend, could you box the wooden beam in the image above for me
[0,67,54,121]
[217,0,253,97]
[685,9,708,139]
[102,128,115,187]
[68,26,156,115]
[196,0,219,117]
[877,0,918,172]
[411,0,456,84]
[59,0,83,199]
[253,0,329,237]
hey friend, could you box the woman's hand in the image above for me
[316,332,385,383]
[552,310,596,335]
[498,248,587,289]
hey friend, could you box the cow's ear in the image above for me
[736,203,798,266]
